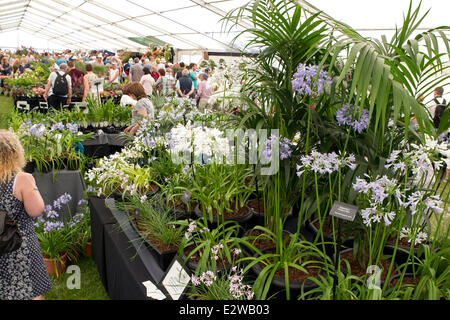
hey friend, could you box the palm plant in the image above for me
[297,0,449,145]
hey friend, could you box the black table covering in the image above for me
[89,197,166,300]
[33,169,86,220]
[89,196,116,291]
[82,133,131,158]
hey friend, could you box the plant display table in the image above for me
[33,169,86,220]
[89,197,165,300]
[82,133,132,158]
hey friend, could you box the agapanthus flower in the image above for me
[353,175,398,205]
[335,104,369,133]
[425,195,444,214]
[280,137,294,160]
[296,150,356,177]
[51,122,65,131]
[291,63,331,96]
[43,221,64,233]
[65,123,79,135]
[44,204,59,219]
[399,227,428,246]
[360,206,396,227]
[29,124,46,138]
[77,199,88,207]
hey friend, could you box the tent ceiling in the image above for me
[0,0,249,50]
[0,0,448,51]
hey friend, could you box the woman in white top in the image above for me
[140,67,155,97]
[120,84,137,107]
[109,63,120,84]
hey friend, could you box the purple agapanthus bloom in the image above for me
[336,104,369,133]
[292,63,332,96]
[280,137,294,160]
[29,124,46,138]
[44,204,59,219]
[77,199,88,207]
[43,221,65,233]
[65,123,79,135]
[51,122,65,131]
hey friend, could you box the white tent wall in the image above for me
[0,29,67,51]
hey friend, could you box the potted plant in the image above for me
[115,193,186,270]
[34,193,81,276]
[178,218,243,274]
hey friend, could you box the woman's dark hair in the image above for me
[158,68,166,76]
[188,63,194,70]
[85,63,93,72]
[143,67,151,75]
[126,82,147,100]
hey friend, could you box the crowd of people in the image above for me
[0,49,215,112]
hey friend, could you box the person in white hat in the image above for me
[94,54,104,66]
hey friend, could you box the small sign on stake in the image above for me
[329,201,358,222]
[329,201,358,300]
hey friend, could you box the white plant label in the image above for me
[142,280,166,300]
[161,259,190,300]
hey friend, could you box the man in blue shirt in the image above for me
[55,54,67,66]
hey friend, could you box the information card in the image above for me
[161,259,191,300]
[329,201,358,222]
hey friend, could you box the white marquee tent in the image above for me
[0,0,449,52]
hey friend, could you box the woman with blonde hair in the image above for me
[0,130,52,300]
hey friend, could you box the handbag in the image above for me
[0,210,23,255]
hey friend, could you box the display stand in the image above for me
[33,169,86,220]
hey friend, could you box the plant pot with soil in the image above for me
[337,248,400,287]
[44,253,68,277]
[307,216,355,254]
[117,194,185,270]
[194,201,253,226]
[247,241,329,300]
[179,219,243,275]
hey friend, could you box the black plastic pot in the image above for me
[250,247,320,299]
[130,217,177,270]
[245,198,293,230]
[23,161,35,173]
[336,248,399,288]
[194,202,253,225]
[387,272,419,290]
[384,242,429,273]
[241,228,294,259]
[306,218,355,256]
[161,197,193,220]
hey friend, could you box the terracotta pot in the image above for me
[85,241,92,257]
[44,253,68,277]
